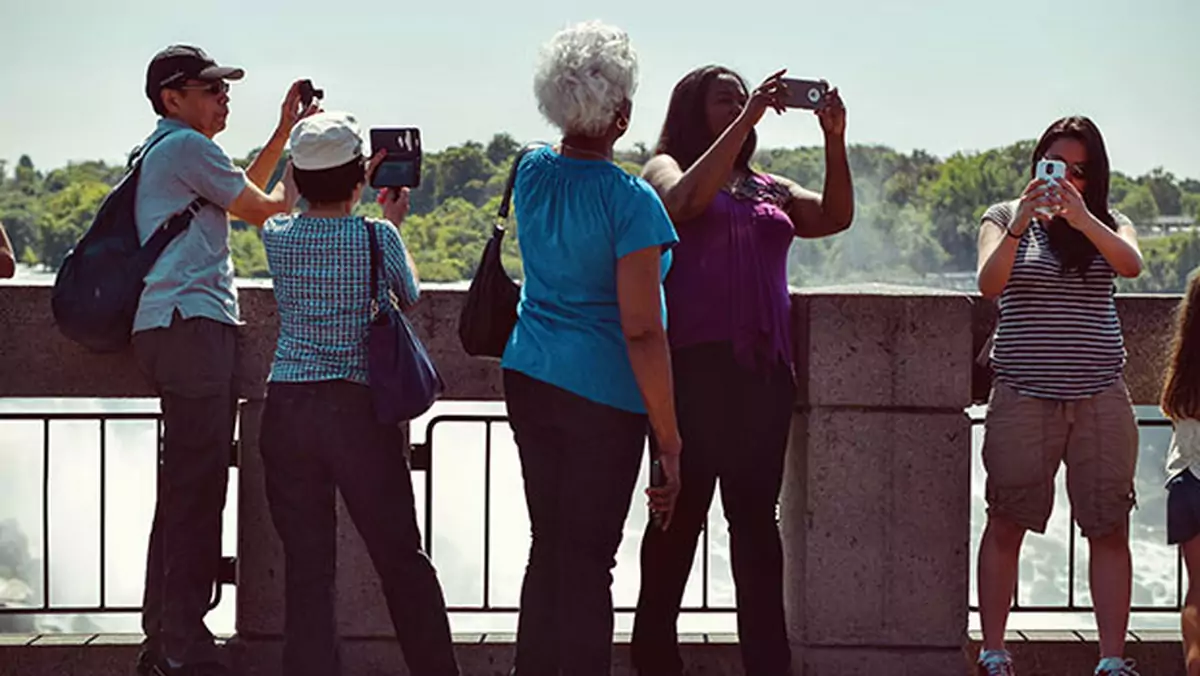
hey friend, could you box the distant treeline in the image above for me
[3,132,1197,292]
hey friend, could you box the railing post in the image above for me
[781,290,974,674]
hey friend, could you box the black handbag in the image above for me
[458,143,545,359]
[366,219,444,424]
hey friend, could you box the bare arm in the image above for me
[641,70,787,223]
[1074,213,1143,278]
[245,132,287,191]
[228,182,292,227]
[977,217,1021,299]
[618,246,681,454]
[0,221,15,278]
[642,118,755,224]
[772,168,853,239]
[977,181,1060,298]
[618,245,682,528]
[246,80,319,191]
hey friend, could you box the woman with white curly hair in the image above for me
[501,20,683,676]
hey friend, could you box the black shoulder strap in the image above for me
[127,129,178,173]
[496,143,548,225]
[139,129,210,244]
[366,218,381,312]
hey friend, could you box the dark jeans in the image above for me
[259,379,458,676]
[132,313,237,665]
[504,369,647,676]
[632,342,795,676]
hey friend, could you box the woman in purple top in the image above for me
[631,66,854,676]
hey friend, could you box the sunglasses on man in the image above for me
[175,80,231,96]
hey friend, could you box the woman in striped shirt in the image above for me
[973,116,1144,676]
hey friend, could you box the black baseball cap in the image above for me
[145,45,244,104]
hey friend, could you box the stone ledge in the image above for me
[0,633,742,676]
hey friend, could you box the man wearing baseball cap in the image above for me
[133,44,315,676]
[255,111,458,676]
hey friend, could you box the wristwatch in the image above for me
[1005,224,1023,240]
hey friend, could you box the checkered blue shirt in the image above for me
[262,214,419,384]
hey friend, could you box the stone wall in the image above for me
[0,284,1182,675]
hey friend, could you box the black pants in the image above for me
[504,370,647,676]
[631,342,795,676]
[132,314,237,666]
[259,380,459,676]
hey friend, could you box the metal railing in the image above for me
[968,414,1179,614]
[416,414,732,613]
[0,411,234,616]
[1,408,1175,621]
[0,409,734,620]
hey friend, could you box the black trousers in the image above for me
[632,342,795,676]
[504,369,648,676]
[133,313,237,666]
[259,380,459,676]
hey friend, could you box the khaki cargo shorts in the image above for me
[981,377,1138,538]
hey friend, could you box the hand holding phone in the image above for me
[370,128,423,189]
[650,458,665,529]
[647,447,681,531]
[298,79,324,110]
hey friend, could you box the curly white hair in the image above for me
[533,20,638,137]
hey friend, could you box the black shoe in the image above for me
[134,647,160,676]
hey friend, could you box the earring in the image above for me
[616,116,629,131]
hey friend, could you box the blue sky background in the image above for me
[2,0,1197,178]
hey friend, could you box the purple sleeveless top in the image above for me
[664,173,795,373]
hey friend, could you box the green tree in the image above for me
[1144,167,1182,215]
[1116,185,1160,227]
[230,229,269,277]
[434,142,495,206]
[485,133,521,166]
[1182,193,1200,218]
[919,142,1029,270]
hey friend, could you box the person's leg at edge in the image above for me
[1182,535,1200,675]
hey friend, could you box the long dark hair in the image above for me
[654,65,756,171]
[1162,270,1200,421]
[1030,116,1117,274]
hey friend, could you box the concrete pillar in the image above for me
[782,291,974,675]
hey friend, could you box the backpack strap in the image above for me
[134,129,211,246]
[126,129,178,172]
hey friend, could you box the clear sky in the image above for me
[3,0,1197,179]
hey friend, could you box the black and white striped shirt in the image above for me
[984,201,1130,400]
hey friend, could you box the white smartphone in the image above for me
[1036,159,1066,183]
[1035,159,1066,217]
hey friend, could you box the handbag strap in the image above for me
[366,218,382,316]
[495,142,548,228]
